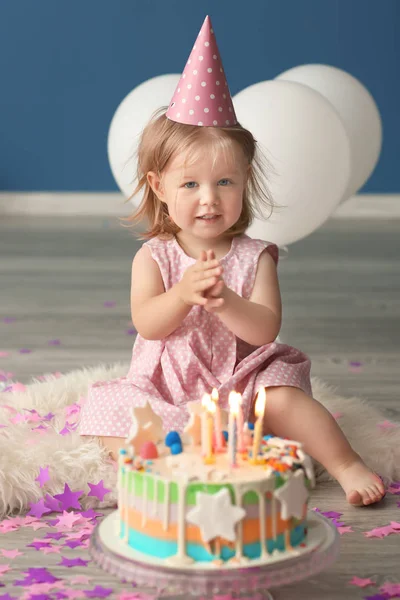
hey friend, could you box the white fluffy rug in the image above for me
[1,362,399,519]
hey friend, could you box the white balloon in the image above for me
[233,80,351,246]
[276,64,382,199]
[108,74,181,202]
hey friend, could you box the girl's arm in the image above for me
[217,250,282,346]
[130,246,191,340]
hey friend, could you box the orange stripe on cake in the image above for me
[123,506,303,544]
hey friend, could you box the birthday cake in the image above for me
[116,389,315,568]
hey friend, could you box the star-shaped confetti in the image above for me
[58,557,89,568]
[84,586,113,598]
[338,525,354,535]
[380,582,400,595]
[0,549,23,559]
[28,498,53,519]
[349,576,375,588]
[35,466,50,488]
[87,480,111,502]
[53,484,84,511]
[54,511,82,530]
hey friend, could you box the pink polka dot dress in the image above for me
[78,234,312,438]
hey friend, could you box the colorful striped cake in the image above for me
[117,432,315,567]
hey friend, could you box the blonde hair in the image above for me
[120,106,277,240]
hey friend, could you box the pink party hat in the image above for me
[166,15,237,127]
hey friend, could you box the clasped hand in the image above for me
[177,249,226,313]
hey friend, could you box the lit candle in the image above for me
[211,388,224,452]
[228,391,240,467]
[205,399,216,464]
[251,387,266,464]
[235,392,245,453]
[201,394,211,456]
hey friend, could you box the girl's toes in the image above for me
[347,489,363,506]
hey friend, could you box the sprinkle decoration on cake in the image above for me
[117,388,315,568]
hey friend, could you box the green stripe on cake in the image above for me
[124,470,297,505]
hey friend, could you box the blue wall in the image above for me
[0,0,398,192]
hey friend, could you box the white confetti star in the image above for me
[186,488,245,542]
[274,470,308,520]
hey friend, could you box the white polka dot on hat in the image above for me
[166,15,237,128]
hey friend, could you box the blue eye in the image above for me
[184,182,197,189]
[219,179,231,186]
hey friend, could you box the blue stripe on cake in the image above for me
[120,523,306,562]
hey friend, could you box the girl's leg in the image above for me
[255,386,385,506]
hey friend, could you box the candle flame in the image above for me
[211,388,219,403]
[202,393,211,408]
[255,387,266,418]
[208,400,216,414]
[229,391,240,416]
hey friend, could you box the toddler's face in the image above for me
[150,140,249,242]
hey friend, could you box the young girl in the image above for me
[79,16,385,507]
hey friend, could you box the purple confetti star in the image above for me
[48,339,61,346]
[27,540,52,551]
[53,483,84,511]
[2,318,16,324]
[44,493,62,513]
[64,540,83,549]
[363,595,390,600]
[45,531,65,540]
[103,301,116,308]
[58,556,89,568]
[87,480,111,502]
[125,328,136,335]
[28,498,52,518]
[80,509,103,520]
[35,466,50,488]
[42,412,55,421]
[84,586,113,598]
[321,511,343,519]
[19,348,32,354]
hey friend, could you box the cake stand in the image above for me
[89,511,340,600]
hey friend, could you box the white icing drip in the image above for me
[271,493,277,544]
[163,480,170,531]
[153,478,158,517]
[142,476,148,526]
[258,490,267,559]
[234,484,243,560]
[165,479,193,566]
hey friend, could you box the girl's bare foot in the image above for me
[334,454,385,506]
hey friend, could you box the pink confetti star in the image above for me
[70,575,92,585]
[380,582,400,596]
[0,564,11,575]
[338,525,354,535]
[377,420,398,431]
[349,576,375,588]
[54,511,82,530]
[0,549,23,559]
[364,526,392,539]
[40,546,62,555]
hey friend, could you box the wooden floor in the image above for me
[0,215,399,599]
